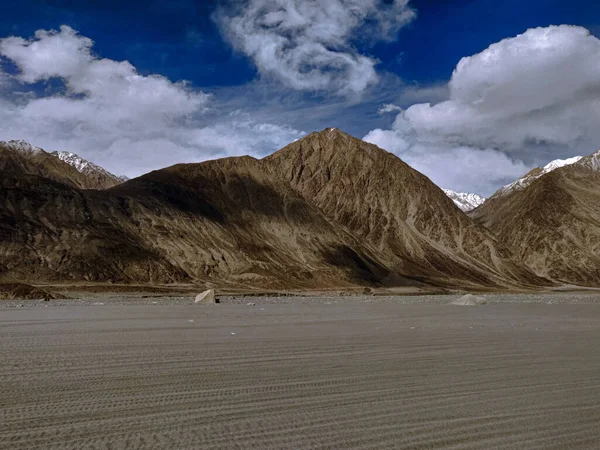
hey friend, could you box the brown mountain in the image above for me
[471,150,600,286]
[0,145,397,288]
[0,130,546,289]
[265,128,545,288]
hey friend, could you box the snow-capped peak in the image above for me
[2,139,126,186]
[542,155,583,172]
[0,139,45,155]
[494,155,583,197]
[53,151,99,174]
[443,189,486,212]
[576,148,600,171]
[51,151,122,183]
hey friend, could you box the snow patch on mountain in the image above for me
[576,148,600,171]
[443,189,486,212]
[2,138,126,184]
[495,155,583,197]
[53,151,100,174]
[52,151,124,183]
[544,156,584,172]
[0,139,45,155]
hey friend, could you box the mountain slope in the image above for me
[0,140,124,190]
[472,150,600,285]
[442,189,486,212]
[265,128,546,288]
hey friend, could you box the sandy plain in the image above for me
[2,294,600,449]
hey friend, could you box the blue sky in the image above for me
[1,0,600,195]
[5,0,598,92]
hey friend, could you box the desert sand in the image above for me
[2,295,600,449]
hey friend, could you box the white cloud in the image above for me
[0,26,303,178]
[377,103,402,115]
[0,26,209,121]
[216,0,415,95]
[365,25,600,195]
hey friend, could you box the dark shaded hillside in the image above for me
[0,150,398,288]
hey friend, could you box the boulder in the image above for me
[194,289,218,304]
[449,294,487,306]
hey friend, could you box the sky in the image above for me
[1,0,600,195]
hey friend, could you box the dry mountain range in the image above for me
[1,128,596,290]
[472,149,600,287]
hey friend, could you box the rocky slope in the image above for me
[472,149,600,285]
[0,140,124,190]
[442,189,486,212]
[265,128,545,288]
[0,130,548,289]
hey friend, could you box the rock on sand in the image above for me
[450,294,487,306]
[195,289,218,304]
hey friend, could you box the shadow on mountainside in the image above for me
[321,245,393,286]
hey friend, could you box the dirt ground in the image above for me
[2,296,600,449]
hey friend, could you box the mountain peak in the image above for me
[53,151,103,175]
[576,148,600,171]
[0,139,45,155]
[312,127,354,140]
[442,189,486,212]
[265,129,542,288]
[266,127,405,181]
[1,139,125,190]
[493,155,584,198]
[51,150,125,188]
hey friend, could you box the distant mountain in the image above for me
[52,151,125,188]
[0,140,124,190]
[442,189,486,212]
[575,148,600,170]
[492,155,583,198]
[0,129,546,289]
[472,148,600,286]
[0,139,44,155]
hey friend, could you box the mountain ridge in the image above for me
[472,147,600,285]
[491,155,584,199]
[0,140,125,190]
[0,129,548,289]
[52,150,127,185]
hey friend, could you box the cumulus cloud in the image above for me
[0,26,303,177]
[365,25,600,195]
[216,0,415,95]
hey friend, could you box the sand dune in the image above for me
[1,300,600,449]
